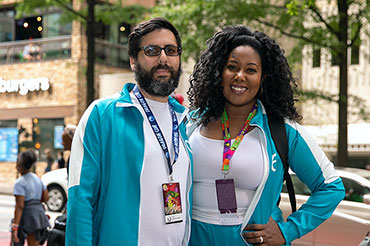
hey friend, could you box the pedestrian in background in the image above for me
[11,149,50,246]
[56,150,65,169]
[66,17,192,246]
[61,124,76,175]
[43,148,53,173]
[186,25,345,245]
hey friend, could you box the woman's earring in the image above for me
[258,84,263,96]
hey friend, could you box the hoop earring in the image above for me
[258,84,263,96]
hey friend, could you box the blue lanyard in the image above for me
[133,86,180,180]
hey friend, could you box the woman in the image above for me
[187,25,345,245]
[11,149,50,246]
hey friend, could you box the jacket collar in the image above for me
[250,100,266,127]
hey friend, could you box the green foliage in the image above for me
[152,0,368,64]
[95,4,147,25]
[11,0,149,26]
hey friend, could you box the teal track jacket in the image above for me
[66,83,193,246]
[187,100,345,245]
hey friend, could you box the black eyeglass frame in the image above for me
[139,45,182,57]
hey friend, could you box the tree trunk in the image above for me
[86,0,96,108]
[336,0,349,167]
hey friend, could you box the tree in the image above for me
[152,0,370,166]
[13,0,147,107]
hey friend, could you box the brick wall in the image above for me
[0,161,48,187]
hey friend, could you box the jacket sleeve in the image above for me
[66,103,102,246]
[276,121,345,244]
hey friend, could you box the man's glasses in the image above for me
[139,45,182,57]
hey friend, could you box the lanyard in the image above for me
[133,86,180,180]
[221,104,257,175]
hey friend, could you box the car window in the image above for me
[341,177,370,203]
[282,175,311,196]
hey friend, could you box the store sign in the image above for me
[0,77,50,95]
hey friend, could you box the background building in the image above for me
[0,0,168,183]
[301,13,370,167]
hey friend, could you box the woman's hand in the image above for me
[11,230,19,243]
[243,217,286,245]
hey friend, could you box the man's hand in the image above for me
[243,217,286,245]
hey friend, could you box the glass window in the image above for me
[0,120,18,162]
[350,40,360,65]
[342,177,370,203]
[331,50,340,66]
[282,175,311,196]
[118,23,130,44]
[96,21,110,40]
[0,9,15,42]
[32,118,64,161]
[15,16,43,41]
[43,12,72,37]
[312,47,321,68]
[0,120,17,128]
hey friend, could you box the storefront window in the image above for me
[0,8,14,42]
[33,118,64,161]
[43,12,72,37]
[0,120,17,128]
[0,120,18,162]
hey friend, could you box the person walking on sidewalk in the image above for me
[11,149,50,246]
[66,17,192,246]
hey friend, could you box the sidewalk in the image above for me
[0,183,13,195]
[0,231,47,246]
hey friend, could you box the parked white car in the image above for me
[281,168,370,245]
[41,168,68,212]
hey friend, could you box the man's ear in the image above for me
[130,57,136,71]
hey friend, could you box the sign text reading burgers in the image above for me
[0,77,50,95]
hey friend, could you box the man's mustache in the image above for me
[150,64,175,74]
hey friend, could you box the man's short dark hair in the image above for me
[128,17,182,59]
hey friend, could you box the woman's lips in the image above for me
[231,84,247,93]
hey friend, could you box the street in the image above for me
[0,194,62,246]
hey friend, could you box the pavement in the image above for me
[0,184,13,195]
[0,231,47,246]
[0,231,10,246]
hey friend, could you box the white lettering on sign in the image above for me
[0,77,50,96]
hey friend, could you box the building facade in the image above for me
[0,0,159,182]
[300,3,370,167]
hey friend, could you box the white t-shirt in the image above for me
[189,126,264,225]
[131,93,190,246]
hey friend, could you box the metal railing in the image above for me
[95,39,130,68]
[0,36,129,68]
[0,36,72,64]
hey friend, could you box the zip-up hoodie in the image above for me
[187,100,345,245]
[66,83,193,246]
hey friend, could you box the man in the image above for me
[66,18,192,246]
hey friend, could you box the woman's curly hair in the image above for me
[188,25,302,126]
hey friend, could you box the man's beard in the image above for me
[135,62,182,97]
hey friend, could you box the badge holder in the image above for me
[215,178,239,224]
[162,182,183,224]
